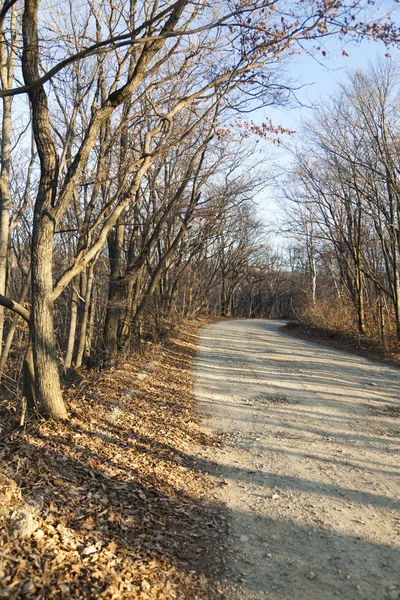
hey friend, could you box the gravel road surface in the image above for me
[194,319,400,600]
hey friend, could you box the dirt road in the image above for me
[194,320,400,600]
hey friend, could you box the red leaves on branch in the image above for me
[233,118,296,143]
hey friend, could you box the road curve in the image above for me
[194,319,400,600]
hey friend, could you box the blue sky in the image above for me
[264,39,399,131]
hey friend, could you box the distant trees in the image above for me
[284,59,400,342]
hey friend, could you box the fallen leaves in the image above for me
[0,318,227,599]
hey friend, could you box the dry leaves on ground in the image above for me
[0,318,227,599]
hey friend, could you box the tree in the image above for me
[284,58,400,340]
[0,0,397,418]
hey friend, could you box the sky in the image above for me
[263,40,396,132]
[255,18,400,243]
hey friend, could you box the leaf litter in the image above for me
[0,318,228,599]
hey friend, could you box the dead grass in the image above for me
[0,317,228,599]
[282,321,400,369]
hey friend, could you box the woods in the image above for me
[284,59,400,349]
[1,2,400,599]
[0,0,397,418]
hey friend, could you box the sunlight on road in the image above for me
[195,320,400,600]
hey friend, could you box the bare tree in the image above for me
[0,0,397,418]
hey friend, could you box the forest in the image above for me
[282,58,400,357]
[0,1,399,598]
[0,0,397,422]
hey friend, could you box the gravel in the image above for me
[195,319,400,600]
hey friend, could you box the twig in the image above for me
[0,552,20,563]
[20,396,27,427]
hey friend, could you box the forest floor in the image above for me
[194,319,400,599]
[0,318,229,599]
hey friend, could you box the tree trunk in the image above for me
[310,256,317,305]
[0,6,17,352]
[220,267,226,317]
[0,95,11,350]
[104,221,125,361]
[76,264,94,367]
[64,280,78,370]
[0,273,30,379]
[22,337,36,414]
[120,264,144,346]
[85,282,96,360]
[30,220,67,418]
[356,264,366,335]
[393,242,400,340]
[131,225,187,330]
[378,290,386,343]
[22,0,67,419]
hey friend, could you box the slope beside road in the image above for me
[194,319,400,600]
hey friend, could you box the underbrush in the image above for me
[297,298,358,333]
[283,299,400,368]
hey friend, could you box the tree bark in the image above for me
[22,337,36,413]
[64,280,78,370]
[104,220,125,361]
[85,280,96,360]
[22,0,67,419]
[76,264,94,367]
[121,264,144,346]
[30,221,67,418]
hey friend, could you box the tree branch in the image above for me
[0,2,278,98]
[0,0,18,29]
[0,293,30,322]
